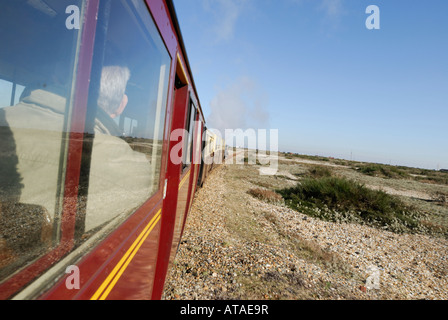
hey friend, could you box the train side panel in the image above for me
[0,0,205,300]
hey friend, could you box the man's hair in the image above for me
[97,66,131,115]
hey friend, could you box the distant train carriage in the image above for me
[0,0,210,300]
[197,128,226,188]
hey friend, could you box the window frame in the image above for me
[182,99,196,171]
[72,0,173,244]
[1,0,188,301]
[0,0,96,299]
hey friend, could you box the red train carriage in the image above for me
[0,0,204,300]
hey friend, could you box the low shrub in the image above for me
[278,176,420,233]
[355,164,409,179]
[307,166,332,178]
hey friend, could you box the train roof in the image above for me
[165,0,205,124]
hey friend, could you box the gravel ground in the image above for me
[162,164,448,300]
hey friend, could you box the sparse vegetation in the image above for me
[289,153,330,162]
[248,188,283,204]
[431,191,448,206]
[165,151,448,301]
[307,166,332,178]
[278,176,421,233]
[242,156,262,165]
[414,172,448,186]
[354,163,410,179]
[352,162,448,185]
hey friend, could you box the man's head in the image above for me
[97,66,130,118]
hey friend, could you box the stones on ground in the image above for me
[163,164,448,300]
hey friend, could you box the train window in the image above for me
[189,107,199,165]
[75,0,171,238]
[0,0,82,282]
[182,102,197,170]
[194,118,203,165]
[181,103,192,170]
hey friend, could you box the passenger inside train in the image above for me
[0,0,171,283]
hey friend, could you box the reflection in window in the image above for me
[186,106,197,166]
[0,80,25,108]
[195,118,203,166]
[0,0,81,282]
[75,0,171,237]
[182,103,197,170]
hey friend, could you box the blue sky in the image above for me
[173,0,448,169]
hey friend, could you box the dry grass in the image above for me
[248,188,283,204]
[430,191,448,205]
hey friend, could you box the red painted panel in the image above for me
[40,0,186,301]
[3,0,207,300]
[169,170,191,265]
[151,83,189,299]
[180,113,202,239]
[39,195,162,300]
[145,0,178,60]
[102,218,161,300]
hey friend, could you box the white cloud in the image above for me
[287,0,345,18]
[202,0,248,42]
[207,76,270,134]
[319,0,343,17]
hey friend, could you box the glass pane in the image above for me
[186,107,197,166]
[182,104,192,169]
[0,0,82,282]
[195,119,203,165]
[76,0,171,237]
